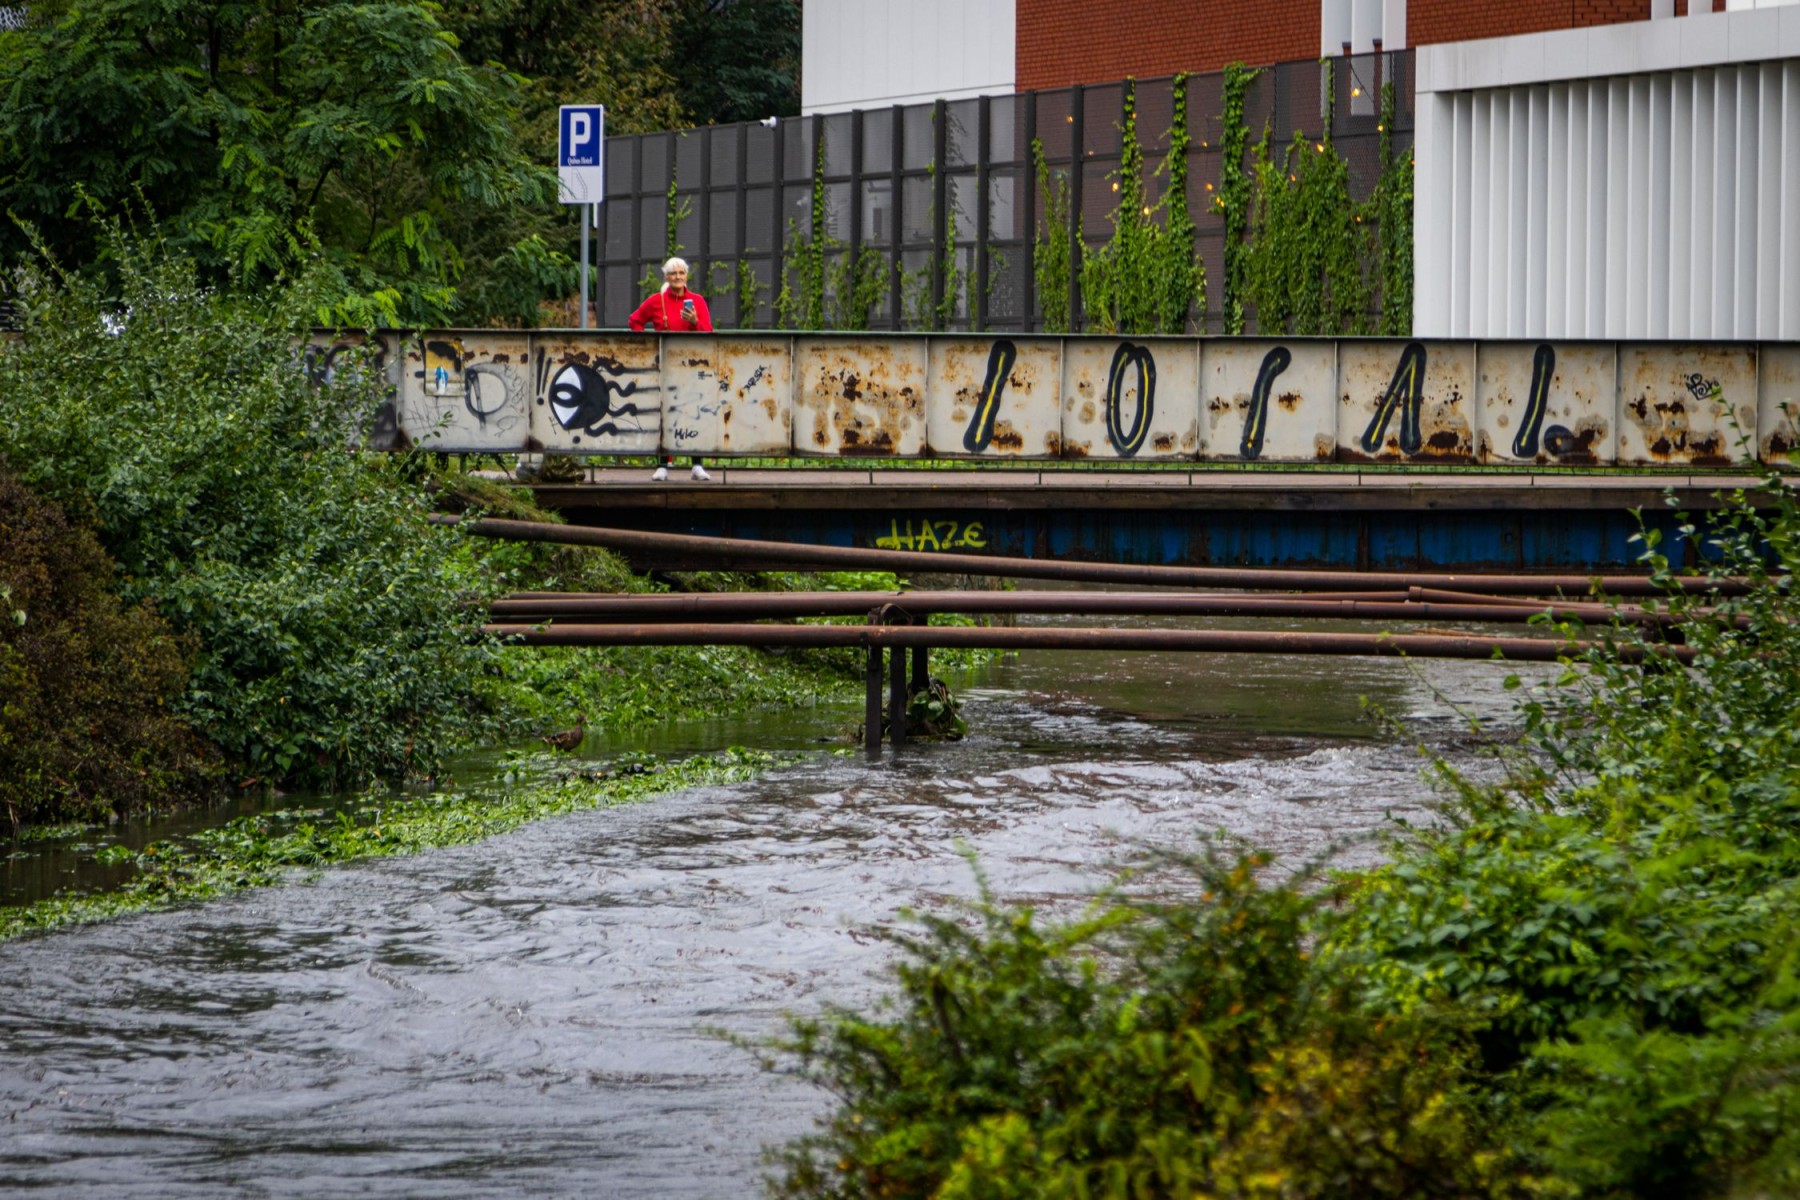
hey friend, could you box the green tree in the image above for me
[0,0,555,324]
[667,0,801,127]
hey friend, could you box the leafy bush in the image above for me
[0,229,497,786]
[768,852,1520,1199]
[0,465,220,827]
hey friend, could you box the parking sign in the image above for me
[558,105,605,204]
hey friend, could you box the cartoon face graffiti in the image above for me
[547,359,653,438]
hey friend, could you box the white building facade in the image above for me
[1413,3,1800,339]
[801,0,1015,114]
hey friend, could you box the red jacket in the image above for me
[628,289,713,332]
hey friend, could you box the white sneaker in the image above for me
[651,465,669,482]
[690,464,712,481]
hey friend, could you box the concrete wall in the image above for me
[802,0,1014,113]
[309,331,1799,467]
[1415,6,1800,340]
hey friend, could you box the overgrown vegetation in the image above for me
[0,228,498,791]
[1215,63,1260,335]
[1242,66,1371,337]
[1373,81,1416,335]
[765,460,1800,1196]
[1031,139,1074,334]
[0,465,220,830]
[1079,79,1207,335]
[777,131,891,332]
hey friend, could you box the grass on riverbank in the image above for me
[0,747,779,943]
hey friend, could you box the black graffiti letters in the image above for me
[1512,343,1556,458]
[1240,345,1293,460]
[546,358,652,437]
[1684,372,1721,401]
[1105,342,1156,457]
[1360,340,1426,455]
[963,340,1018,453]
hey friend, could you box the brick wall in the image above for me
[1408,0,1652,47]
[1018,0,1665,89]
[1017,0,1320,91]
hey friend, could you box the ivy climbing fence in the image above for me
[594,51,1413,336]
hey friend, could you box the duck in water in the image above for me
[540,712,587,752]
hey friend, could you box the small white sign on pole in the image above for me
[558,105,606,204]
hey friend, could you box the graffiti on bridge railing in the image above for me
[303,330,1800,468]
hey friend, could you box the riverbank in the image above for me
[0,747,784,942]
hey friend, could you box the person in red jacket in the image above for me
[629,257,714,481]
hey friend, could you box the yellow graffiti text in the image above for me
[874,518,987,552]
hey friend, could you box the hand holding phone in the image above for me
[681,297,698,328]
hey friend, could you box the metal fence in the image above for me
[595,52,1414,334]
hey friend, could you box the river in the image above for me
[0,631,1538,1197]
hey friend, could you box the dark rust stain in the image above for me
[683,357,709,368]
[1650,436,1675,457]
[1062,441,1089,459]
[1545,423,1602,466]
[813,428,829,446]
[1045,432,1062,456]
[491,354,511,364]
[992,429,1025,452]
[839,372,863,401]
[1628,395,1649,420]
[1152,433,1175,452]
[1766,431,1794,458]
[1689,435,1726,465]
[835,428,896,456]
[1276,392,1300,412]
[1207,397,1230,413]
[1426,430,1467,452]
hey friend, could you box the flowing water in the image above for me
[0,627,1543,1197]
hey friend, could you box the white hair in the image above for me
[662,257,689,277]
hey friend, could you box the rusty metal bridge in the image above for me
[319,329,1800,571]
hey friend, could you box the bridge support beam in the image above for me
[864,646,883,762]
[889,644,907,751]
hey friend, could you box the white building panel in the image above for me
[1416,7,1800,340]
[802,0,1013,113]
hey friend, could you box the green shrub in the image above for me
[0,465,219,827]
[767,851,1518,1199]
[0,228,498,786]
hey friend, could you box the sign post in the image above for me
[558,105,606,329]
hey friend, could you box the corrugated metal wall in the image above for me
[1415,9,1800,338]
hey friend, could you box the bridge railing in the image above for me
[306,330,1800,467]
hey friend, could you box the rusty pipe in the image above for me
[483,621,1695,664]
[487,591,1650,626]
[436,515,1746,597]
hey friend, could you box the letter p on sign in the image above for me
[559,105,606,204]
